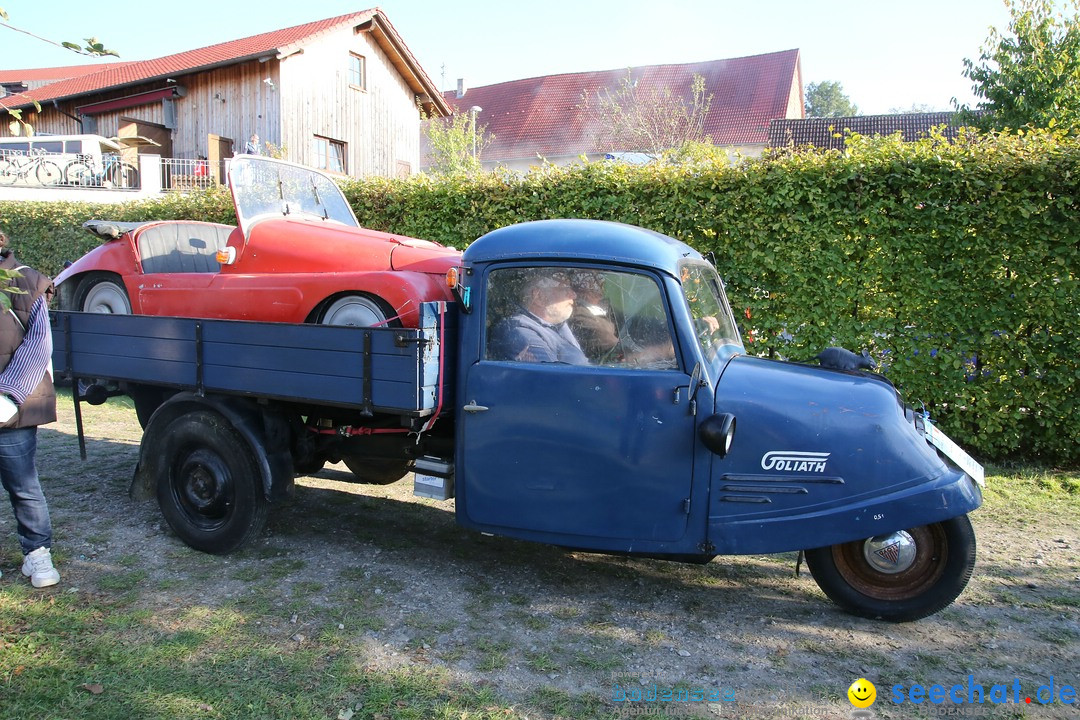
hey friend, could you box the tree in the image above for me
[804,81,859,117]
[0,7,118,136]
[956,0,1080,131]
[888,103,944,114]
[423,110,492,175]
[580,71,713,159]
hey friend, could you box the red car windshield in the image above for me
[229,156,359,235]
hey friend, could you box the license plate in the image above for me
[924,421,985,487]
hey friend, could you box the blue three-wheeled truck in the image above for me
[51,193,984,624]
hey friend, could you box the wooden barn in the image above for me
[0,9,449,181]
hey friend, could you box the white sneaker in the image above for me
[21,547,60,588]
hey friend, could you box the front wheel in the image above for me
[804,515,976,622]
[156,410,268,553]
[72,272,132,314]
[35,160,63,186]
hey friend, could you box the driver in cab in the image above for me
[488,270,588,364]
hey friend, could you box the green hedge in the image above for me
[2,129,1076,467]
[0,190,237,278]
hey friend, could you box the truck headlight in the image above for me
[699,413,736,457]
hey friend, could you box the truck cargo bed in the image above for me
[50,303,451,417]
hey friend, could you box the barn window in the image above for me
[313,136,346,174]
[349,53,367,91]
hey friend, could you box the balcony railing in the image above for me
[0,150,141,189]
[0,151,231,194]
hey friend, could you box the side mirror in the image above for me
[699,413,736,457]
[689,362,703,402]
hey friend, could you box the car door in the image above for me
[132,223,303,320]
[459,265,697,542]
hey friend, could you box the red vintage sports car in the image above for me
[55,156,461,328]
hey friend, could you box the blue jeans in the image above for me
[0,427,52,555]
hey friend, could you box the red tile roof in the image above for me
[444,49,802,162]
[10,10,378,105]
[0,63,135,84]
[5,9,448,115]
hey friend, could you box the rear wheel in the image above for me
[805,515,976,622]
[156,410,268,553]
[73,272,131,314]
[319,294,391,327]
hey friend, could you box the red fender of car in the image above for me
[54,239,140,291]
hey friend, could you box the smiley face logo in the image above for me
[847,678,876,708]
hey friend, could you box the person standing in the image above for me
[244,134,262,155]
[0,229,59,588]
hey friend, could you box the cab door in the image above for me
[458,266,696,543]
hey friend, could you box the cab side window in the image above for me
[485,267,677,370]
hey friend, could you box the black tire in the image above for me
[342,456,410,484]
[72,272,131,314]
[156,410,268,553]
[804,515,976,622]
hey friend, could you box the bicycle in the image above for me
[0,149,64,186]
[63,152,140,189]
[63,153,96,186]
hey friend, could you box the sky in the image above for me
[1,0,1016,115]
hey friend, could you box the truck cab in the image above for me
[454,220,739,550]
[451,219,982,621]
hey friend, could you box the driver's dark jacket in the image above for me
[488,309,588,364]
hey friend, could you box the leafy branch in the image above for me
[0,7,118,136]
[0,8,118,57]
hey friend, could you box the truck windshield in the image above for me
[229,156,359,232]
[680,263,744,364]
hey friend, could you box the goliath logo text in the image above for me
[761,451,831,473]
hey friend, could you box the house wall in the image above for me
[4,26,422,178]
[785,68,804,119]
[168,61,282,159]
[0,70,273,161]
[4,108,81,136]
[278,24,421,177]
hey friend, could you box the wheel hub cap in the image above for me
[862,530,917,574]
